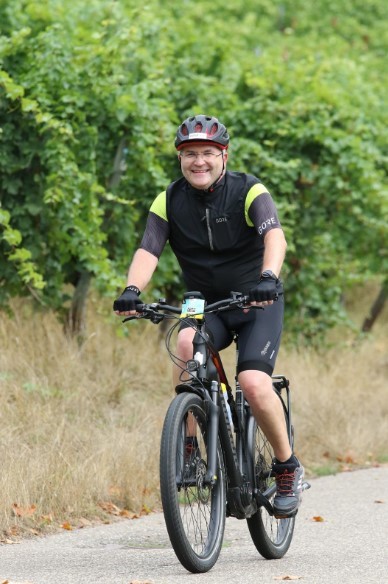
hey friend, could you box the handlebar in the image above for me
[122,292,261,324]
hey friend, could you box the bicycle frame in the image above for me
[175,316,260,519]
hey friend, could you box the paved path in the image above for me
[0,467,387,584]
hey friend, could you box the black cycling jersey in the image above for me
[140,171,282,303]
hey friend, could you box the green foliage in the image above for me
[225,44,387,337]
[0,206,45,305]
[0,0,175,313]
[0,0,386,339]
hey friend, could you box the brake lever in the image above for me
[122,315,142,323]
[123,308,166,325]
[122,305,151,322]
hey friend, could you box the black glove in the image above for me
[248,271,282,302]
[113,285,142,312]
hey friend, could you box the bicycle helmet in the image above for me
[175,115,229,150]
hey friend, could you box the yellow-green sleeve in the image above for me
[150,191,167,221]
[244,183,270,226]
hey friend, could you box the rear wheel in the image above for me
[160,392,226,573]
[246,398,295,559]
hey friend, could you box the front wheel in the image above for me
[160,392,226,573]
[246,411,295,559]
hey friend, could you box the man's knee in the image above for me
[238,370,272,402]
[177,327,195,359]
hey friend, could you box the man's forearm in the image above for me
[126,248,159,291]
[262,228,287,277]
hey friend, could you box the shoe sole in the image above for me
[273,508,299,519]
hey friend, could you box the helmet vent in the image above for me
[181,124,189,136]
[194,122,203,132]
[209,123,218,136]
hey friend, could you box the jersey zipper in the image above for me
[205,208,214,251]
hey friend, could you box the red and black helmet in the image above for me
[175,115,230,150]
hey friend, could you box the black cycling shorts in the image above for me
[180,296,284,377]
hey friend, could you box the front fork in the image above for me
[199,371,244,490]
[189,330,221,485]
[204,380,220,485]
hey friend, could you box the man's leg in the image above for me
[174,327,196,436]
[173,326,195,388]
[238,369,304,518]
[238,370,291,462]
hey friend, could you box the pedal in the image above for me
[302,481,311,491]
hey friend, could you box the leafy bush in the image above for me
[0,0,386,338]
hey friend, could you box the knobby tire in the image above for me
[160,392,226,573]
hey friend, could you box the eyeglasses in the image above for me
[180,151,223,161]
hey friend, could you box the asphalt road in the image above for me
[0,467,387,584]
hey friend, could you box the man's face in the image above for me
[178,144,228,190]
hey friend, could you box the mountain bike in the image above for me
[124,291,309,573]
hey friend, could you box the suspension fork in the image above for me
[204,380,220,485]
[190,328,219,485]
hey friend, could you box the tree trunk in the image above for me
[108,137,127,190]
[361,281,387,333]
[65,271,92,340]
[64,139,127,339]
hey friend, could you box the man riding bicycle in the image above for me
[114,114,304,518]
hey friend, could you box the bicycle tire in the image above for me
[160,392,226,573]
[246,407,295,559]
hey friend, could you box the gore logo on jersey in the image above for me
[215,217,228,223]
[258,217,276,235]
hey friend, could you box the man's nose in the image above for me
[193,154,207,164]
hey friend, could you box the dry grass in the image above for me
[0,294,387,539]
[0,300,172,538]
[277,336,388,472]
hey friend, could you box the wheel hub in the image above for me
[196,460,210,503]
